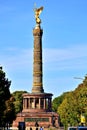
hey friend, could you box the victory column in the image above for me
[12,6,59,128]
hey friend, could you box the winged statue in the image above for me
[34,6,43,24]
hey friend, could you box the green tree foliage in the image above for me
[0,67,15,126]
[57,75,87,128]
[58,92,80,128]
[3,97,16,125]
[75,76,87,119]
[52,92,69,112]
[12,91,28,114]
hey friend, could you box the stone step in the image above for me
[7,126,62,130]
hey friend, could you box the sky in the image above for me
[0,0,87,98]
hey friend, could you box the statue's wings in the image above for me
[36,6,43,16]
[35,6,43,16]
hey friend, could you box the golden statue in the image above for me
[34,6,43,24]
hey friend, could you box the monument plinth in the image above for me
[12,6,59,128]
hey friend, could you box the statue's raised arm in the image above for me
[34,6,43,24]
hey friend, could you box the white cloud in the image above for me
[0,48,33,71]
[44,44,87,62]
[43,44,87,71]
[0,44,87,72]
[0,44,86,97]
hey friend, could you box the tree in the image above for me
[57,75,87,129]
[3,97,16,127]
[12,91,28,114]
[0,67,16,127]
[58,91,80,129]
[52,92,69,112]
[74,76,87,124]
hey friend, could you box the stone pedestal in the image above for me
[13,92,59,127]
[13,111,59,128]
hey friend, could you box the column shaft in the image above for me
[32,27,44,93]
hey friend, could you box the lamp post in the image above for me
[73,77,84,80]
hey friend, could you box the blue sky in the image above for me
[0,0,87,98]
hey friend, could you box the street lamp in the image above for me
[74,77,84,80]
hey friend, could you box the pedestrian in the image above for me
[36,127,38,130]
[30,127,32,130]
[40,126,43,130]
[35,121,39,127]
